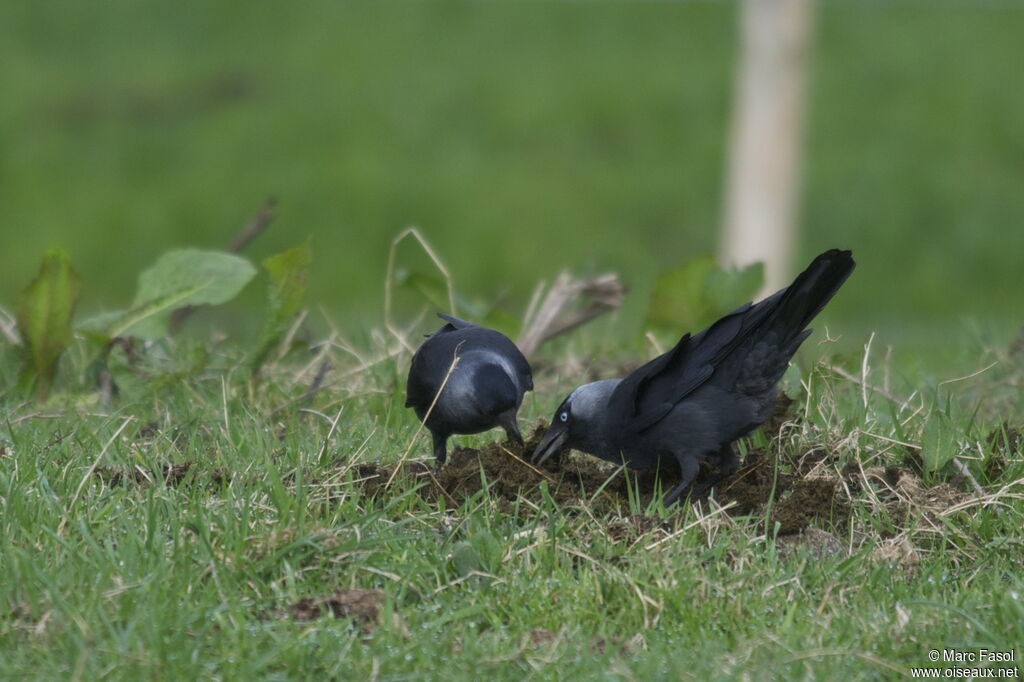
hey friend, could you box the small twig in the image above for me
[826,364,909,410]
[58,417,134,537]
[272,309,308,365]
[418,465,459,508]
[950,457,987,501]
[644,501,737,550]
[432,571,506,595]
[315,405,346,466]
[99,368,114,411]
[940,477,1024,517]
[517,271,626,359]
[268,350,334,418]
[0,306,20,345]
[301,359,331,407]
[860,331,874,410]
[645,331,665,357]
[384,227,455,354]
[520,280,546,334]
[228,198,278,253]
[937,361,999,389]
[883,344,893,397]
[497,445,557,482]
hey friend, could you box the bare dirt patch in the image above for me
[95,462,230,488]
[775,528,848,560]
[771,477,849,535]
[271,589,408,636]
[715,448,792,517]
[605,515,672,545]
[343,397,980,552]
[522,628,644,655]
[348,421,682,514]
[352,418,853,537]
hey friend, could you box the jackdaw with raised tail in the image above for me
[532,249,855,506]
[406,313,533,466]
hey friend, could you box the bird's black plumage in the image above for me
[406,314,533,466]
[533,249,855,505]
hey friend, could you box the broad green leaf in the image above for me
[646,256,764,335]
[16,247,81,400]
[115,249,256,338]
[77,309,124,335]
[922,403,959,472]
[706,260,765,312]
[451,541,483,578]
[780,363,803,398]
[110,282,212,339]
[249,241,312,373]
[76,309,124,347]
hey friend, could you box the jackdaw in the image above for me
[532,249,855,505]
[406,313,533,466]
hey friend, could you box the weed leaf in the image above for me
[16,247,81,400]
[115,249,256,338]
[109,282,212,339]
[250,241,312,372]
[646,256,763,334]
[922,401,959,472]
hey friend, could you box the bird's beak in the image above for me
[531,424,569,465]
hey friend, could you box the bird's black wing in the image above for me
[607,303,754,433]
[406,316,470,408]
[608,249,855,433]
[405,344,439,409]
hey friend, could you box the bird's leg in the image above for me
[663,453,700,507]
[692,443,740,498]
[498,411,524,447]
[431,431,449,469]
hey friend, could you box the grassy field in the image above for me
[1,326,1022,679]
[2,1,1023,350]
[2,1,1024,678]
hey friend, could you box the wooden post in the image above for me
[720,0,813,296]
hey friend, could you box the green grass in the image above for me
[2,2,1023,675]
[1,332,1022,679]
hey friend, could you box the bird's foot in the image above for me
[662,481,694,507]
[503,424,525,449]
[690,468,737,500]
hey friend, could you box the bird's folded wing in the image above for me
[608,304,753,433]
[405,352,436,408]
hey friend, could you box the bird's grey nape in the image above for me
[563,379,621,458]
[566,379,620,422]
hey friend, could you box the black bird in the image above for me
[532,249,855,505]
[406,313,533,466]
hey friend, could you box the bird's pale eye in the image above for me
[559,411,569,423]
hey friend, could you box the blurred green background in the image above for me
[2,1,1021,358]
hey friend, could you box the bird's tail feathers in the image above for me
[763,249,855,340]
